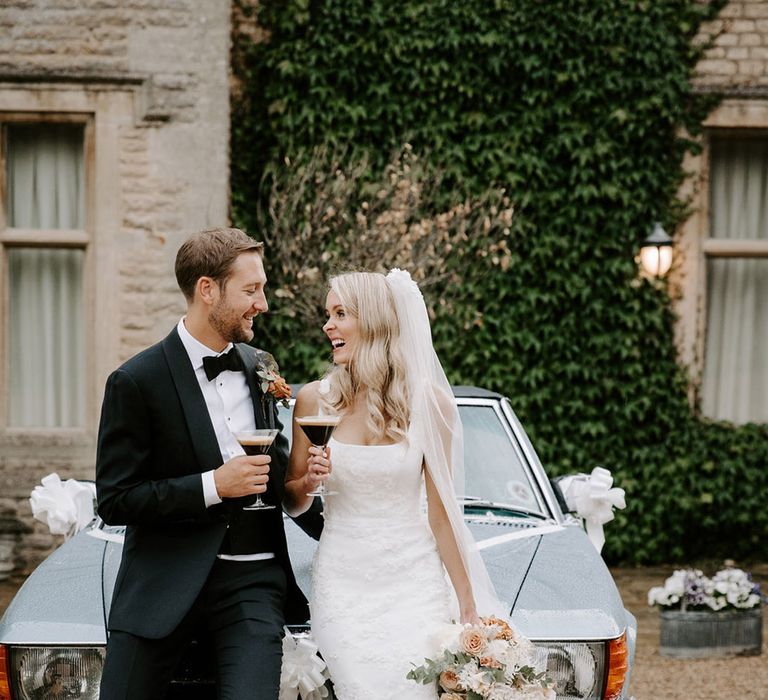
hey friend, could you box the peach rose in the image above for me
[439,668,463,691]
[479,655,503,669]
[441,694,465,700]
[460,628,488,656]
[482,616,515,640]
[481,616,515,640]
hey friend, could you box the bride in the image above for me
[284,269,506,699]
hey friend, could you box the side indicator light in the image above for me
[604,631,629,700]
[0,644,12,700]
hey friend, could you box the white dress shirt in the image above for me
[177,318,274,560]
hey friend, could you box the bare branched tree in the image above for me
[257,144,515,325]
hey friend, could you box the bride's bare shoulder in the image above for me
[295,381,322,415]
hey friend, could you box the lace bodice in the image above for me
[321,437,424,523]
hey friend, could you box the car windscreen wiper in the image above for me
[458,496,549,520]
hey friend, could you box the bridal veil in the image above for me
[385,269,507,619]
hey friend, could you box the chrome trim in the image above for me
[530,628,626,643]
[530,637,608,644]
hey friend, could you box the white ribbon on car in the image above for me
[559,467,626,553]
[476,523,565,550]
[29,473,96,539]
[279,628,330,700]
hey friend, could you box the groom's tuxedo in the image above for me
[95,326,321,696]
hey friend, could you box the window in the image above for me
[1,121,90,428]
[701,135,768,424]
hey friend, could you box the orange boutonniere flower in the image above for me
[260,372,292,408]
[256,367,292,409]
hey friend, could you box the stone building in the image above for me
[676,0,768,425]
[0,0,231,575]
[0,0,766,578]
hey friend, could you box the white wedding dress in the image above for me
[311,436,452,699]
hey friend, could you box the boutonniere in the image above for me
[254,352,292,408]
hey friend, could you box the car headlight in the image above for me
[535,641,606,700]
[8,647,105,700]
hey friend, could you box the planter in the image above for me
[660,608,763,658]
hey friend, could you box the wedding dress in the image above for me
[310,436,451,700]
[310,269,508,699]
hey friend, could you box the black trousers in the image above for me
[99,558,287,700]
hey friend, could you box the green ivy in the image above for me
[232,0,768,564]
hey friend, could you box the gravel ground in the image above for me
[611,565,768,700]
[1,566,765,699]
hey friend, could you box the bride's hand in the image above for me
[306,446,332,488]
[460,604,480,625]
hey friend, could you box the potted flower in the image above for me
[648,563,764,658]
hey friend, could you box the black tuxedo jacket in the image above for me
[95,327,321,639]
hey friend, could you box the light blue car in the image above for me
[0,387,636,700]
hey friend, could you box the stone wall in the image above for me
[694,1,768,90]
[673,1,768,401]
[0,0,231,574]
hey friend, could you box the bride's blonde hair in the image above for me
[322,272,410,442]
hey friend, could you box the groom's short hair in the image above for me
[175,227,264,300]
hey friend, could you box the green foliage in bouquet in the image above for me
[405,619,554,698]
[230,0,768,564]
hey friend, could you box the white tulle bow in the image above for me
[29,473,96,539]
[561,467,626,553]
[279,629,329,700]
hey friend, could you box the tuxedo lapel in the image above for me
[162,329,223,471]
[237,344,271,429]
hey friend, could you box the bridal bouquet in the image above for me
[407,617,555,699]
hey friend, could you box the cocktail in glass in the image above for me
[234,428,279,511]
[296,415,341,497]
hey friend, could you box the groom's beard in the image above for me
[209,295,254,344]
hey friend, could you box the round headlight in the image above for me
[536,641,605,700]
[11,647,105,700]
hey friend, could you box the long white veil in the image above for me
[386,269,507,619]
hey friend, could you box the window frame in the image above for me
[0,113,95,436]
[674,99,768,421]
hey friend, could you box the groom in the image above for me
[96,227,320,699]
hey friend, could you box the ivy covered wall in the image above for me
[231,0,768,564]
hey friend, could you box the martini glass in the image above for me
[234,428,279,511]
[296,415,341,497]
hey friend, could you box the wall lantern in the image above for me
[639,222,673,277]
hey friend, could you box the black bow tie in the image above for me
[203,347,244,381]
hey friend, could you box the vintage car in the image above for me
[0,387,636,700]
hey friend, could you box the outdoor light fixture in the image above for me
[639,222,673,277]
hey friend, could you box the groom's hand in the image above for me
[213,455,270,499]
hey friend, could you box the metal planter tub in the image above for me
[660,608,763,658]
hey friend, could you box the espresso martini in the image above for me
[234,428,279,510]
[296,415,341,497]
